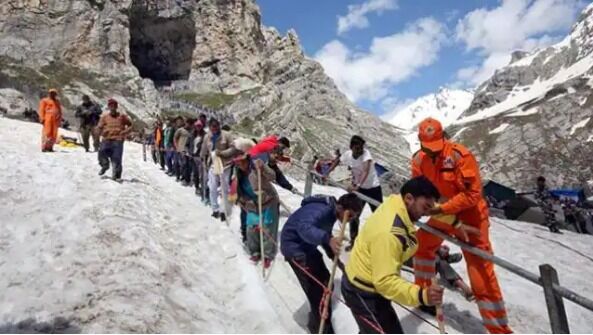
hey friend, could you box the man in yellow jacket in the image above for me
[342,176,444,333]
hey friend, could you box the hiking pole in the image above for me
[257,166,265,278]
[318,211,350,334]
[431,277,446,334]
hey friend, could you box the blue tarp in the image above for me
[550,189,586,202]
[374,163,389,177]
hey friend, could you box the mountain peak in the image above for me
[387,88,473,131]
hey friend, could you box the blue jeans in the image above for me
[99,140,124,179]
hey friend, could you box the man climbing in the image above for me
[163,119,176,175]
[97,99,132,181]
[38,88,63,152]
[154,119,165,170]
[342,176,444,334]
[200,118,238,222]
[281,193,364,334]
[324,135,383,250]
[534,176,562,234]
[74,94,102,152]
[411,117,512,333]
[174,118,193,185]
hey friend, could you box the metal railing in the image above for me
[301,167,593,334]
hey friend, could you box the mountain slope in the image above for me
[1,117,592,333]
[0,0,410,179]
[447,3,593,191]
[388,88,474,130]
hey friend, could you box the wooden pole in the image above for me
[431,277,446,334]
[257,167,265,278]
[318,211,350,334]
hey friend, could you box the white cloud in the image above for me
[455,0,583,86]
[316,17,446,102]
[379,97,414,122]
[337,0,398,35]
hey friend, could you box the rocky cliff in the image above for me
[446,3,593,192]
[0,0,410,180]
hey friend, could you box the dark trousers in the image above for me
[80,125,99,152]
[341,276,403,334]
[240,208,247,243]
[350,186,383,245]
[165,150,174,172]
[150,147,158,164]
[288,251,334,334]
[158,149,165,169]
[99,140,124,179]
[176,153,192,182]
[192,157,201,191]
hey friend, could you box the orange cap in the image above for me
[418,117,445,152]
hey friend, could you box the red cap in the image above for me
[418,117,444,152]
[107,98,118,107]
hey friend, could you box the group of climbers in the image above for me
[37,89,132,181]
[274,117,512,334]
[36,86,514,333]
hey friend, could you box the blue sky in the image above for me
[256,0,585,116]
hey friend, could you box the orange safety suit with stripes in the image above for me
[412,140,512,334]
[38,97,62,151]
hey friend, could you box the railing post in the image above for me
[539,264,570,334]
[304,171,313,197]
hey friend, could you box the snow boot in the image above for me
[220,213,226,222]
[250,255,261,263]
[263,258,272,269]
[98,166,109,176]
[211,211,220,219]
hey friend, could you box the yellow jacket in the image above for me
[345,194,429,307]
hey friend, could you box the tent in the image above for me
[504,194,539,220]
[374,162,390,178]
[550,188,586,203]
[483,180,516,203]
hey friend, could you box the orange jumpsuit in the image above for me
[412,141,512,334]
[38,97,62,151]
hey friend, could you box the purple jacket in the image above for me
[280,195,338,259]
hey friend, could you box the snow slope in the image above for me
[388,88,473,130]
[1,117,593,333]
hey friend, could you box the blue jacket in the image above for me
[280,195,337,259]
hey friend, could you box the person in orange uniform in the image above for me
[411,117,512,334]
[38,88,63,152]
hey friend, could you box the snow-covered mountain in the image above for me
[385,88,473,152]
[388,88,474,130]
[1,117,593,333]
[446,3,593,191]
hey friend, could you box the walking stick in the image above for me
[318,210,350,334]
[431,277,446,334]
[257,166,265,278]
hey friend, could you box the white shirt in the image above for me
[340,149,380,189]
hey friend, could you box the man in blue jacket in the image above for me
[281,193,363,334]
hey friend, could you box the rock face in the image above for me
[0,0,410,179]
[449,3,593,192]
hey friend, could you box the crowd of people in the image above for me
[142,115,512,334]
[36,88,527,333]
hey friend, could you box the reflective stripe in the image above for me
[478,300,506,311]
[415,270,434,279]
[483,316,509,327]
[414,258,436,267]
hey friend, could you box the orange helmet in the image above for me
[418,117,445,152]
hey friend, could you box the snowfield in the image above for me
[1,117,592,333]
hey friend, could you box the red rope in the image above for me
[259,228,385,334]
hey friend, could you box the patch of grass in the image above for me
[173,92,237,109]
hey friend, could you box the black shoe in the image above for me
[98,167,108,176]
[418,305,437,317]
[446,253,463,264]
[220,213,226,222]
[212,212,220,219]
